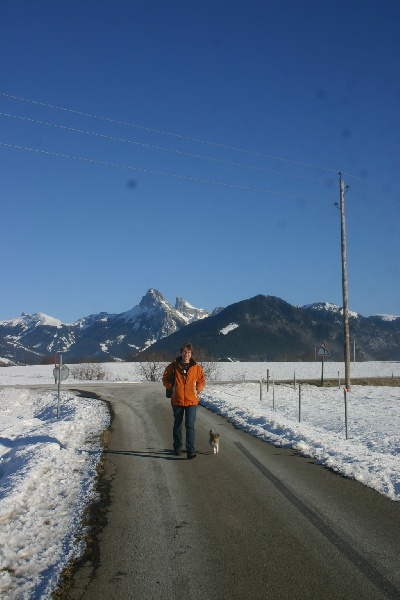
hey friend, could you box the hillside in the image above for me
[1,292,399,364]
[139,296,400,362]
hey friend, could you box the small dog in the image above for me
[209,430,220,454]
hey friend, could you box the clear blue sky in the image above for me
[1,0,399,322]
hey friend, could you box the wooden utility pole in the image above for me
[339,172,351,390]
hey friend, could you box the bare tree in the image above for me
[138,361,167,382]
[71,363,107,380]
[194,347,220,381]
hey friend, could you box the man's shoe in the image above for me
[187,451,197,459]
[174,449,182,456]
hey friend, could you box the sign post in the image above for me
[316,341,330,386]
[53,353,70,418]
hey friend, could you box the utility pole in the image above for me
[339,172,351,390]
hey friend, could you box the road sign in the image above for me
[53,365,70,381]
[316,341,330,357]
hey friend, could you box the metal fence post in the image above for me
[298,384,301,422]
[272,379,275,410]
[57,353,62,419]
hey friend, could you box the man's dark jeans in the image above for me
[172,405,197,453]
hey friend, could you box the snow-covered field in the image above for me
[0,361,399,599]
[0,359,399,385]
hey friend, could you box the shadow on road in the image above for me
[103,448,212,459]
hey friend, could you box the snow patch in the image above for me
[374,314,400,322]
[220,323,239,335]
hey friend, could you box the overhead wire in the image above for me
[0,91,338,173]
[0,111,331,185]
[0,140,331,204]
[342,171,400,198]
[0,91,398,208]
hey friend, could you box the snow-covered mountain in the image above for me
[302,301,359,319]
[0,289,221,364]
[142,296,400,362]
[0,292,399,364]
[1,312,64,329]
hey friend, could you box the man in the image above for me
[162,343,206,459]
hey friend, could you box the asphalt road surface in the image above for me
[62,383,400,600]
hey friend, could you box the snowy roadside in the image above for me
[0,389,110,600]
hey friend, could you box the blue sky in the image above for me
[1,0,399,322]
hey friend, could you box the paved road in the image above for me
[63,383,400,600]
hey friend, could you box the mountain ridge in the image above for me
[0,289,222,364]
[138,295,400,362]
[0,290,399,364]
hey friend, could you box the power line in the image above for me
[0,91,339,173]
[0,140,331,204]
[1,92,398,204]
[343,171,400,196]
[0,111,330,185]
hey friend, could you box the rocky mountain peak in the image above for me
[174,297,209,323]
[175,297,191,312]
[1,291,399,363]
[139,288,168,310]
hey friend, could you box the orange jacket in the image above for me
[163,357,205,406]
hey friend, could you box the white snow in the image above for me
[0,385,109,599]
[174,310,191,324]
[375,314,400,322]
[175,298,196,311]
[220,322,239,335]
[0,313,63,329]
[302,302,361,318]
[303,301,341,312]
[0,360,399,598]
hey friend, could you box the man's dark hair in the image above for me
[180,343,194,354]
